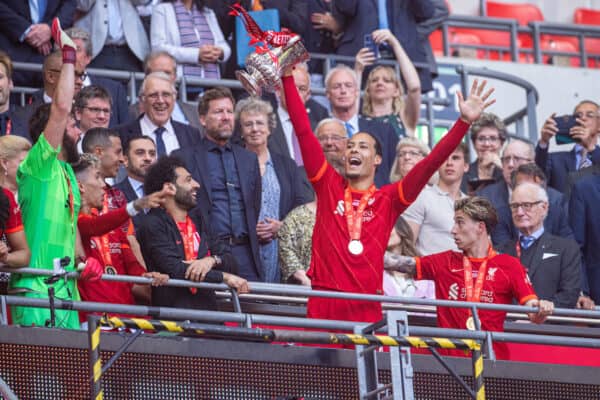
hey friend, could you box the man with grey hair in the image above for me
[325,64,398,187]
[116,72,200,157]
[315,118,347,174]
[498,182,581,309]
[65,26,130,126]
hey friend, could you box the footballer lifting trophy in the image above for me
[230,3,310,97]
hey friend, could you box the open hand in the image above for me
[539,113,558,146]
[184,257,215,281]
[457,79,495,124]
[354,48,377,74]
[143,271,169,286]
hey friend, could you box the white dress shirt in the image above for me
[140,114,181,155]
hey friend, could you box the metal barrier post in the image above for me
[471,345,485,400]
[88,315,103,400]
[387,311,414,400]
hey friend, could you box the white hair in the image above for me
[324,64,358,90]
[140,71,177,96]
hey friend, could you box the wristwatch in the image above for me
[212,255,222,266]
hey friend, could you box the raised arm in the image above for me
[44,19,77,149]
[400,79,495,205]
[282,73,327,179]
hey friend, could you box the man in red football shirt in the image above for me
[385,196,554,359]
[282,69,495,323]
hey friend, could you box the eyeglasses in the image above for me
[501,155,531,165]
[75,71,87,80]
[318,135,346,143]
[83,106,111,115]
[509,200,543,212]
[475,136,500,144]
[397,150,423,158]
[575,111,599,119]
[144,91,175,101]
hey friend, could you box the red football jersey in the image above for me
[417,250,537,359]
[4,189,23,234]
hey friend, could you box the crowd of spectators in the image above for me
[0,2,598,358]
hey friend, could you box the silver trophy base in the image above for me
[236,70,262,97]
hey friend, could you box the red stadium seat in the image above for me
[486,0,543,48]
[574,8,600,67]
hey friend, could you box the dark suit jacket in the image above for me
[88,76,131,127]
[569,172,600,302]
[136,208,237,310]
[5,104,32,141]
[271,151,313,219]
[359,116,399,187]
[416,0,448,80]
[128,100,200,129]
[0,0,76,86]
[535,144,600,194]
[460,160,503,194]
[333,0,436,91]
[173,138,264,280]
[498,232,580,308]
[116,115,201,152]
[113,178,138,202]
[478,181,573,246]
[564,164,600,205]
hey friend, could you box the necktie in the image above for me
[377,0,389,30]
[154,126,167,157]
[344,121,355,138]
[578,149,592,170]
[520,235,535,250]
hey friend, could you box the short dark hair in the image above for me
[0,51,13,80]
[455,142,470,163]
[28,104,52,144]
[144,155,187,195]
[470,113,507,144]
[124,135,156,156]
[74,85,112,111]
[81,127,120,153]
[355,131,383,158]
[197,87,235,116]
[454,196,498,234]
[510,163,547,189]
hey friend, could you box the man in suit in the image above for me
[137,155,249,311]
[535,100,600,193]
[173,87,264,282]
[333,0,436,92]
[74,85,112,152]
[65,26,130,127]
[569,171,600,306]
[0,0,76,87]
[478,140,571,246]
[114,136,157,202]
[498,182,580,309]
[75,0,149,72]
[325,65,398,187]
[416,0,448,89]
[129,51,200,129]
[116,72,201,158]
[0,51,31,140]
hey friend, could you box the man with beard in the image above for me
[9,19,84,329]
[174,87,263,282]
[136,155,249,310]
[114,136,157,202]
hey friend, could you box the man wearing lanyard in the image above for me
[385,196,554,359]
[283,67,495,323]
[10,19,82,329]
[136,155,249,310]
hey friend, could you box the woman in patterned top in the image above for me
[278,201,316,286]
[236,98,311,283]
[355,29,422,138]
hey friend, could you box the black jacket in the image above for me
[136,208,238,311]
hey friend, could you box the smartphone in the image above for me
[364,34,379,59]
[553,114,578,145]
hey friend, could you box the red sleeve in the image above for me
[120,232,147,277]
[77,207,130,241]
[398,119,470,207]
[282,75,327,181]
[3,189,22,234]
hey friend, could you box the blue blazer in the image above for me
[478,181,573,246]
[359,116,399,188]
[5,105,32,141]
[116,115,201,152]
[569,172,600,302]
[535,144,600,193]
[173,138,264,280]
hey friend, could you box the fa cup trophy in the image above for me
[230,3,310,97]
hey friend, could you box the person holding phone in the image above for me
[354,29,421,138]
[535,100,600,193]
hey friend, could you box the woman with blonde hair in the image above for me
[355,29,422,138]
[0,135,31,198]
[389,136,437,185]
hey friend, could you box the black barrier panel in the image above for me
[1,341,600,399]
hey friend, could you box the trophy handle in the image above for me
[235,70,262,97]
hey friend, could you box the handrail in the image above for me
[3,267,598,319]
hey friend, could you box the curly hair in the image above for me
[144,155,186,195]
[454,196,498,234]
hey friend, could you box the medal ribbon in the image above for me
[463,244,496,303]
[344,185,376,242]
[91,193,114,268]
[174,215,201,295]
